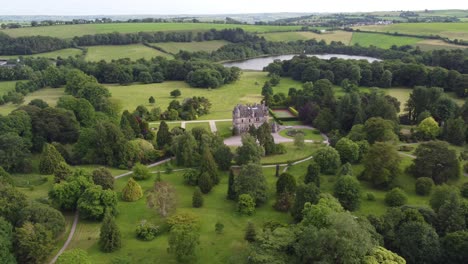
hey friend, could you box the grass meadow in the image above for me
[350,32,421,48]
[1,23,303,39]
[0,88,65,115]
[150,40,229,54]
[259,31,353,44]
[0,48,83,60]
[0,81,18,96]
[85,44,172,61]
[279,128,324,141]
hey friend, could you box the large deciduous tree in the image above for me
[235,134,264,165]
[168,224,200,263]
[333,175,361,211]
[234,163,268,206]
[362,142,400,189]
[147,181,176,217]
[313,146,341,175]
[14,222,54,264]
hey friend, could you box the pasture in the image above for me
[415,39,468,51]
[1,23,303,39]
[354,22,468,41]
[259,31,353,44]
[0,81,17,96]
[0,87,65,115]
[150,40,229,54]
[84,44,172,61]
[350,32,421,49]
[0,48,83,60]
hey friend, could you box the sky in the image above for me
[1,0,467,15]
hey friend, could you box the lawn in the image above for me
[0,87,65,116]
[279,128,324,142]
[2,23,302,39]
[85,44,172,61]
[0,48,83,60]
[260,142,323,164]
[259,31,353,44]
[0,80,17,96]
[350,32,421,49]
[184,122,211,132]
[149,122,181,131]
[107,71,303,120]
[215,121,233,139]
[354,22,468,41]
[150,40,229,54]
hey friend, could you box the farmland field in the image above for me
[259,31,353,44]
[350,32,421,48]
[1,23,303,39]
[150,40,229,54]
[0,81,18,96]
[85,44,172,61]
[354,22,468,41]
[0,48,83,60]
[415,39,468,51]
[0,88,65,115]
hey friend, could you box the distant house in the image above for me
[232,103,278,135]
[0,60,17,68]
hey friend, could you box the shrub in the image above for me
[167,212,199,230]
[464,162,468,174]
[132,163,151,180]
[121,178,143,202]
[415,177,434,196]
[276,173,297,195]
[192,188,204,208]
[385,188,408,207]
[244,222,256,242]
[366,192,376,201]
[273,192,294,212]
[135,220,160,241]
[215,221,224,234]
[92,167,114,190]
[183,169,199,186]
[237,194,256,216]
[461,183,468,198]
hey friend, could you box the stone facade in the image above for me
[232,103,273,135]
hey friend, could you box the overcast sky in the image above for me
[1,0,467,15]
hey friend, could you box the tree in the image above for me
[54,162,73,183]
[200,148,219,184]
[235,134,264,165]
[313,146,341,174]
[171,132,199,167]
[170,89,181,98]
[135,220,159,241]
[396,221,440,264]
[291,183,320,222]
[362,142,401,189]
[417,117,440,140]
[276,173,297,195]
[213,145,233,171]
[168,224,200,263]
[227,169,236,200]
[304,161,320,187]
[192,188,204,208]
[148,96,155,105]
[56,249,91,264]
[335,137,359,163]
[132,163,151,180]
[99,212,122,253]
[121,178,143,202]
[294,133,305,148]
[430,185,458,213]
[410,141,460,184]
[363,246,405,264]
[14,222,54,264]
[441,231,468,264]
[197,172,213,194]
[0,133,31,172]
[364,117,397,144]
[0,217,15,264]
[244,222,257,242]
[147,181,176,217]
[333,175,361,211]
[415,177,434,196]
[384,188,408,207]
[77,185,118,220]
[234,163,268,206]
[92,167,114,190]
[156,121,172,149]
[313,108,335,133]
[442,117,466,146]
[237,194,256,215]
[17,202,66,238]
[0,183,28,223]
[39,143,65,175]
[437,193,466,235]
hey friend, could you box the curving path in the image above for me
[49,158,173,263]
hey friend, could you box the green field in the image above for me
[106,71,302,120]
[215,121,233,138]
[0,81,17,96]
[354,22,468,41]
[259,31,353,44]
[184,122,211,132]
[350,32,421,48]
[0,87,65,115]
[0,48,83,60]
[415,39,468,51]
[85,44,172,61]
[150,40,229,54]
[279,128,324,141]
[1,23,302,39]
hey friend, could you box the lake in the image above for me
[223,54,381,70]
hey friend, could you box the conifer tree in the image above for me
[120,112,135,140]
[192,187,204,208]
[54,161,73,183]
[121,178,143,202]
[156,121,172,149]
[99,212,121,253]
[276,173,297,195]
[227,169,236,200]
[39,143,65,175]
[244,222,257,242]
[200,148,219,184]
[304,161,320,187]
[198,172,213,194]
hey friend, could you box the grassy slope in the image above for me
[107,71,302,120]
[85,44,172,61]
[0,88,65,115]
[354,22,468,41]
[150,40,229,54]
[350,32,421,48]
[415,39,468,51]
[0,48,83,60]
[0,81,17,96]
[1,23,302,39]
[259,31,353,44]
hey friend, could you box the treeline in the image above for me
[265,55,468,97]
[0,32,69,55]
